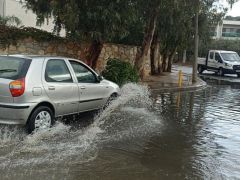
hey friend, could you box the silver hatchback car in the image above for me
[0,55,119,133]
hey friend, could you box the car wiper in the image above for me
[0,69,17,73]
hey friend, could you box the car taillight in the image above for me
[9,78,25,97]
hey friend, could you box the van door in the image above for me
[42,58,79,116]
[207,51,215,69]
[215,53,223,69]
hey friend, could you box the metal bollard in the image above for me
[178,70,183,87]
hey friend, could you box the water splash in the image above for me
[94,83,152,125]
[0,83,161,171]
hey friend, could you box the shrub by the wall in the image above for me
[102,58,139,86]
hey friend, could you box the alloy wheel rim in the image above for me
[34,111,51,130]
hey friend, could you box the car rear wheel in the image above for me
[237,74,240,78]
[27,106,54,134]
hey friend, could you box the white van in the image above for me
[197,50,240,77]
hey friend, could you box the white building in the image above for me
[0,0,65,36]
[213,20,240,40]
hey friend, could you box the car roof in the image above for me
[6,54,65,59]
[0,54,78,60]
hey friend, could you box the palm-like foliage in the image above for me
[0,16,22,26]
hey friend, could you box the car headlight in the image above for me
[225,63,233,68]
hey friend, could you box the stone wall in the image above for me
[97,43,150,73]
[0,37,150,74]
[0,37,90,63]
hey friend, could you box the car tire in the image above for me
[198,65,203,74]
[237,74,240,78]
[26,106,54,134]
[104,93,118,108]
[218,68,224,76]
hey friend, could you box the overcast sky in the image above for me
[220,0,240,16]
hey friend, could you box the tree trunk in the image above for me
[150,32,158,75]
[162,53,168,72]
[135,5,159,79]
[183,49,187,64]
[157,54,162,74]
[87,40,103,70]
[167,48,177,72]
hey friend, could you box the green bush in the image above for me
[0,25,69,49]
[102,58,139,86]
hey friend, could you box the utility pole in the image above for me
[192,0,199,83]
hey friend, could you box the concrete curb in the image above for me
[199,74,240,85]
[146,77,208,93]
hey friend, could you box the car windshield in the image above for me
[220,53,240,62]
[0,56,32,80]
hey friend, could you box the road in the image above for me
[0,80,240,179]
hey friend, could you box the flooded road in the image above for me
[1,83,240,179]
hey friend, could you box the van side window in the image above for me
[45,59,73,83]
[210,52,214,59]
[215,53,222,62]
[69,61,97,83]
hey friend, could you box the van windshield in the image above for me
[220,53,240,62]
[0,57,32,80]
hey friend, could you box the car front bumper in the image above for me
[0,103,36,125]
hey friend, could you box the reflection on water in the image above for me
[0,83,240,179]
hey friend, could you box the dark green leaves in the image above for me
[102,58,139,86]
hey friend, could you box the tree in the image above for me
[137,0,226,77]
[133,0,161,79]
[24,0,137,69]
[24,0,238,77]
[0,16,21,26]
[156,0,194,73]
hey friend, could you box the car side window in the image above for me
[45,59,73,83]
[69,61,97,83]
[215,53,222,62]
[210,52,214,59]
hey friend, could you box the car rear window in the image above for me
[0,56,32,80]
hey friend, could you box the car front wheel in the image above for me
[27,106,54,134]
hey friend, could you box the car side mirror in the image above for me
[218,59,223,63]
[97,75,104,82]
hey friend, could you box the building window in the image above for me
[222,28,238,37]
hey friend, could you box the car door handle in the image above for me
[80,86,86,89]
[48,86,55,90]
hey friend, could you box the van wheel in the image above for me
[218,68,224,76]
[198,65,203,74]
[27,106,54,134]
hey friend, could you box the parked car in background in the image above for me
[197,50,240,77]
[0,55,119,133]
